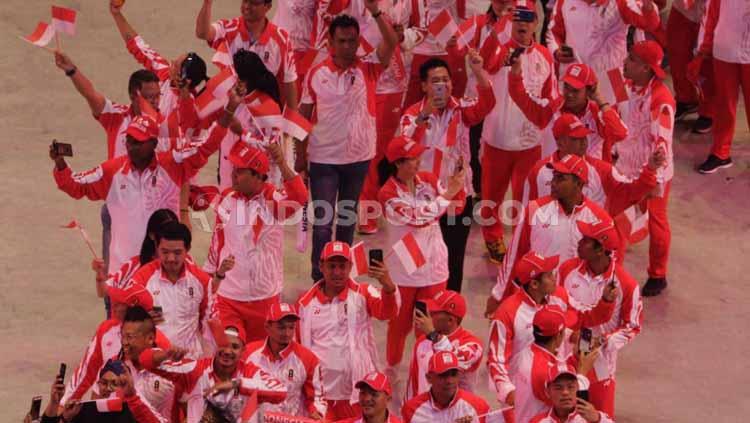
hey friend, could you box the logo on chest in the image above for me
[188,287,194,298]
[264,51,270,62]
[288,369,295,380]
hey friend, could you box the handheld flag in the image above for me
[391,232,427,275]
[61,219,99,259]
[51,6,77,36]
[282,107,313,140]
[428,10,459,47]
[349,242,369,278]
[21,22,56,48]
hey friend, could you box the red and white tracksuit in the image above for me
[487,288,614,405]
[204,176,307,343]
[511,344,589,423]
[406,327,484,400]
[522,152,657,221]
[479,41,558,245]
[53,125,225,272]
[62,319,172,405]
[297,279,400,416]
[339,413,404,423]
[667,1,713,117]
[378,172,466,367]
[402,389,495,423]
[530,408,614,423]
[140,349,288,423]
[698,0,750,160]
[243,339,327,417]
[559,258,642,416]
[613,77,675,279]
[492,196,614,301]
[119,357,177,420]
[546,0,661,103]
[507,72,629,161]
[130,260,216,357]
[400,86,497,197]
[404,0,469,106]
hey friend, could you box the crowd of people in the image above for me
[24,0,748,422]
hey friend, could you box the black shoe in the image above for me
[692,116,713,134]
[698,154,733,174]
[675,102,698,120]
[642,278,667,297]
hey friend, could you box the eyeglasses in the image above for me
[97,379,119,390]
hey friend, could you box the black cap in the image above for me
[181,52,207,88]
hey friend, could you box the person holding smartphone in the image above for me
[558,220,643,416]
[531,364,613,423]
[399,51,495,292]
[377,136,466,381]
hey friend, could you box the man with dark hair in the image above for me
[298,3,397,281]
[130,222,217,357]
[338,372,401,423]
[530,364,613,423]
[195,0,299,109]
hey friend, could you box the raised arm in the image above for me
[51,147,119,201]
[196,0,217,42]
[53,52,106,117]
[110,1,138,42]
[367,0,398,67]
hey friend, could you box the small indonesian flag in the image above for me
[51,5,77,36]
[455,17,478,51]
[94,397,123,412]
[61,219,79,229]
[614,205,649,245]
[241,391,260,423]
[282,107,313,140]
[195,67,237,118]
[248,96,282,128]
[357,23,382,56]
[428,10,459,47]
[349,242,369,278]
[598,67,630,105]
[391,232,427,275]
[212,41,233,69]
[23,22,56,47]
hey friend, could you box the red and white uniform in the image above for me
[559,257,642,415]
[208,18,297,89]
[204,176,306,342]
[378,172,465,366]
[546,0,661,98]
[61,319,171,404]
[53,125,225,272]
[522,152,657,218]
[492,196,614,301]
[130,260,216,357]
[140,351,287,423]
[339,413,403,423]
[487,288,613,404]
[406,327,483,400]
[301,55,384,165]
[273,0,317,52]
[121,357,177,420]
[400,86,497,196]
[530,408,614,423]
[698,0,750,160]
[402,389,492,423]
[243,340,327,417]
[479,41,558,245]
[106,255,196,290]
[508,72,629,160]
[297,279,400,403]
[115,390,169,423]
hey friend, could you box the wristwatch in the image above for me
[65,67,77,77]
[214,272,226,280]
[372,10,383,18]
[427,330,440,343]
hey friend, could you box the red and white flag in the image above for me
[94,397,123,412]
[391,232,427,275]
[22,22,56,47]
[598,67,630,105]
[248,97,282,129]
[349,242,369,278]
[195,67,237,118]
[241,391,260,423]
[428,10,459,47]
[614,205,649,245]
[455,16,478,50]
[282,107,313,140]
[212,41,233,69]
[357,23,383,56]
[61,219,98,259]
[51,5,77,36]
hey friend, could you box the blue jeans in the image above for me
[309,160,370,281]
[101,203,112,318]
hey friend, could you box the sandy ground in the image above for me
[1,1,749,422]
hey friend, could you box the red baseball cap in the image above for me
[224,325,247,345]
[546,154,589,184]
[631,40,666,79]
[552,114,594,140]
[386,136,427,163]
[428,351,461,374]
[425,290,467,319]
[321,241,352,262]
[266,302,300,322]
[188,184,220,211]
[228,142,270,174]
[545,362,578,387]
[108,286,154,311]
[532,305,568,336]
[126,115,160,142]
[562,63,597,89]
[355,371,393,395]
[577,220,620,251]
[514,251,560,285]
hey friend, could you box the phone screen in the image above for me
[577,390,589,401]
[53,141,74,157]
[30,396,42,420]
[579,328,593,354]
[414,301,428,316]
[368,249,383,267]
[58,363,67,381]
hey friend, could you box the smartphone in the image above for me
[30,396,42,420]
[514,9,536,22]
[368,249,383,267]
[58,362,67,382]
[153,306,163,315]
[561,45,574,56]
[577,390,589,402]
[506,47,525,66]
[414,300,428,316]
[579,327,593,354]
[52,140,74,157]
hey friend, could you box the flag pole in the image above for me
[55,33,61,51]
[78,226,99,260]
[17,35,55,53]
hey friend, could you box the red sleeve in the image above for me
[698,0,720,55]
[615,0,661,32]
[595,160,656,217]
[596,105,629,162]
[62,324,108,403]
[138,350,205,393]
[125,36,171,82]
[399,103,427,142]
[160,124,227,184]
[401,396,421,423]
[122,391,168,423]
[270,175,308,221]
[496,204,533,300]
[239,362,288,404]
[363,283,399,321]
[508,72,562,129]
[576,294,615,328]
[546,0,567,55]
[487,309,516,401]
[299,349,326,415]
[54,158,121,201]
[460,84,496,126]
